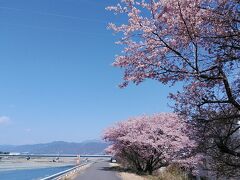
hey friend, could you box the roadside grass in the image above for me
[109,163,190,180]
[152,165,189,180]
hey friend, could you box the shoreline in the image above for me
[0,157,77,172]
[0,164,75,172]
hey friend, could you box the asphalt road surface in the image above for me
[74,161,121,180]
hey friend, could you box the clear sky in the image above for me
[0,0,177,145]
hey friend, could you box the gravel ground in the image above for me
[109,163,147,180]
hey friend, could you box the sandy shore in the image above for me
[0,156,78,171]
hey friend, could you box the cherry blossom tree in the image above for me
[103,113,199,175]
[107,0,240,176]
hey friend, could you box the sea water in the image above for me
[0,165,74,180]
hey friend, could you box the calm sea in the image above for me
[0,165,74,180]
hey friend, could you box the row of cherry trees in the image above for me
[103,113,200,175]
[105,0,239,178]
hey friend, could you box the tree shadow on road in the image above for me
[99,164,137,174]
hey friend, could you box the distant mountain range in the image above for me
[0,140,109,155]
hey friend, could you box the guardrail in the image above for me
[40,162,89,180]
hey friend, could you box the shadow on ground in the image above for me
[99,165,140,174]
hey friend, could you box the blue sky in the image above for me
[0,0,176,145]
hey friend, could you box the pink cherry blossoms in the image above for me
[107,0,239,177]
[103,113,199,174]
[107,0,239,112]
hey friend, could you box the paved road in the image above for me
[74,161,121,180]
